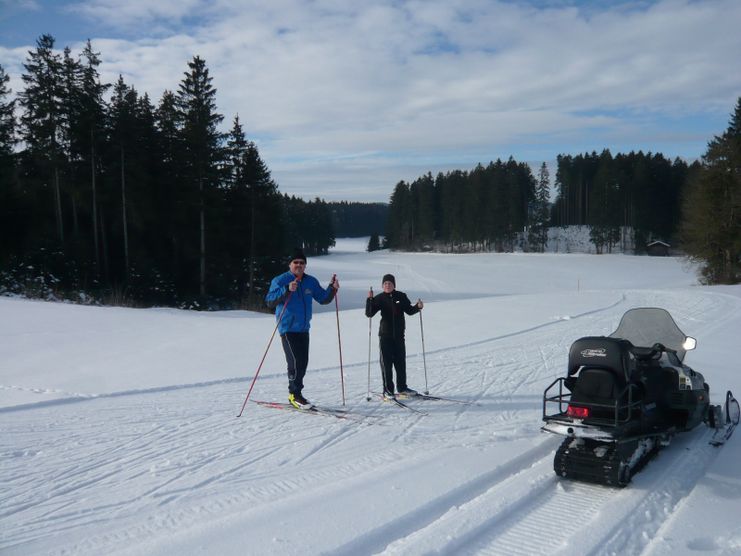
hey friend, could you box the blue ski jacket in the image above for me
[265,271,336,334]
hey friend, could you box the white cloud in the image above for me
[66,0,205,28]
[3,0,741,201]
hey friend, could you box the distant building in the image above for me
[646,240,670,256]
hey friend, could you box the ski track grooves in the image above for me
[325,437,560,556]
[0,293,626,415]
[366,429,723,556]
[2,288,739,555]
[587,427,722,556]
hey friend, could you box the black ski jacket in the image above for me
[365,290,420,338]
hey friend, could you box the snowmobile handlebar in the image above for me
[631,342,666,361]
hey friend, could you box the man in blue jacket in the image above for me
[266,248,339,409]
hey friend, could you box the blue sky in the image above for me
[1,0,740,202]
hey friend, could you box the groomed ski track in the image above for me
[2,288,740,555]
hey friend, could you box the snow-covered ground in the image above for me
[2,238,740,555]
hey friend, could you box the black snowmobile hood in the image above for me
[609,307,692,362]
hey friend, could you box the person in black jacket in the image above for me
[365,273,423,399]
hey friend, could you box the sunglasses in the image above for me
[291,260,306,265]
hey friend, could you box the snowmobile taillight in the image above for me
[567,405,590,418]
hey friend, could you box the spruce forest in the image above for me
[1,36,739,310]
[385,152,694,254]
[0,36,343,309]
[385,100,741,285]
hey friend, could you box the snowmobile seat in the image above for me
[566,337,637,421]
[567,337,633,385]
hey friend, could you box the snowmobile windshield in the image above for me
[609,307,690,362]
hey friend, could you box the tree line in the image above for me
[385,158,547,252]
[384,95,740,285]
[1,34,737,306]
[0,35,336,309]
[385,152,696,254]
[329,201,388,237]
[551,150,695,253]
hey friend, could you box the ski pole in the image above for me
[418,300,429,395]
[333,275,346,406]
[237,288,293,417]
[366,287,373,401]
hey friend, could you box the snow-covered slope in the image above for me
[2,239,740,555]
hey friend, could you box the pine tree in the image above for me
[681,98,741,284]
[436,170,467,251]
[385,181,412,249]
[464,163,486,250]
[588,150,621,253]
[19,34,65,244]
[154,89,182,287]
[528,162,550,252]
[75,41,109,275]
[58,47,82,241]
[0,64,18,262]
[108,76,140,279]
[240,132,281,304]
[175,56,225,298]
[411,173,435,248]
[0,65,13,158]
[367,233,380,252]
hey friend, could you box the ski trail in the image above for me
[370,450,560,556]
[582,427,722,556]
[450,480,615,556]
[0,292,625,415]
[375,427,721,556]
[3,287,738,555]
[326,437,560,556]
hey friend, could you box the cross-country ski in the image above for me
[372,392,427,415]
[398,391,475,405]
[252,399,367,421]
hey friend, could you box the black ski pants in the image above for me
[281,332,310,396]
[379,334,408,394]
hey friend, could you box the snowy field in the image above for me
[2,238,741,555]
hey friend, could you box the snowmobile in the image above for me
[542,307,738,487]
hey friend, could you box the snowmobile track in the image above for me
[374,426,724,555]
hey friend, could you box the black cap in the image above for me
[382,273,395,285]
[289,248,307,263]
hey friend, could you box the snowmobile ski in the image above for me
[710,390,740,447]
[252,400,366,422]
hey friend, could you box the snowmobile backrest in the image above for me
[568,336,633,384]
